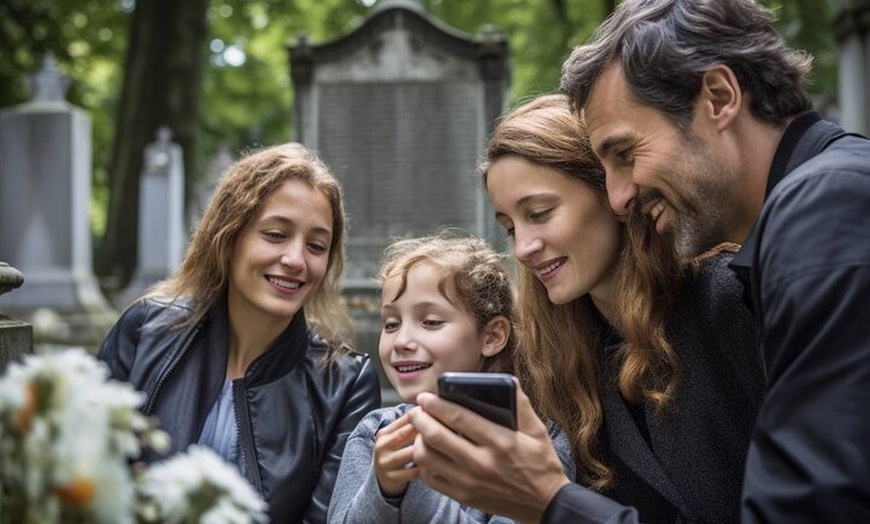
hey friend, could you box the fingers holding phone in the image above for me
[373,412,420,497]
[409,375,572,521]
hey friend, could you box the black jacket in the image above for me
[542,253,764,523]
[730,112,870,522]
[97,297,381,523]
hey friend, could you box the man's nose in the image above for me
[606,171,639,215]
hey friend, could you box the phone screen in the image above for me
[437,372,517,430]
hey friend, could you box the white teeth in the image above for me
[650,201,666,222]
[396,363,431,373]
[539,260,563,276]
[268,277,301,289]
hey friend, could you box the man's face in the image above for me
[584,64,738,258]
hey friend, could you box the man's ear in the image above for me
[481,316,510,358]
[700,65,742,131]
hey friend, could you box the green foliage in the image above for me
[764,0,838,99]
[200,0,368,174]
[422,0,608,104]
[0,0,845,240]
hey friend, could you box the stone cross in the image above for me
[29,53,71,103]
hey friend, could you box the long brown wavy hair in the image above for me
[481,94,685,489]
[147,142,354,360]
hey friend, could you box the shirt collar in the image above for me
[764,111,821,197]
[730,111,821,277]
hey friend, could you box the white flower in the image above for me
[0,347,162,523]
[1,348,265,524]
[139,445,269,524]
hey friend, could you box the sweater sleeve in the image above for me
[328,407,520,524]
[548,421,577,481]
[327,408,402,524]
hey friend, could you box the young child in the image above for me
[327,231,574,523]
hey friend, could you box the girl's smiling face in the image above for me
[378,262,489,404]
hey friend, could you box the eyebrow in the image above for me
[494,192,559,221]
[380,300,449,313]
[595,133,634,160]
[261,215,332,238]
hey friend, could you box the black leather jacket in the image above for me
[97,297,381,523]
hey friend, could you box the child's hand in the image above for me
[374,412,420,498]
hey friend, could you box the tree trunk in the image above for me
[95,0,208,288]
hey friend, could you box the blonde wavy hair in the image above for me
[147,142,354,360]
[481,94,685,489]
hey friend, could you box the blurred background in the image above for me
[0,0,854,390]
[0,0,841,288]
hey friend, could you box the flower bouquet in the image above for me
[0,348,268,524]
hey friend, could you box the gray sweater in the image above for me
[328,404,576,524]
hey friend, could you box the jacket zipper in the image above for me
[233,378,263,493]
[143,326,201,415]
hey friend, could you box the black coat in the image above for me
[544,253,764,523]
[97,297,381,523]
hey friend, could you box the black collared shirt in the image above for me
[729,112,870,523]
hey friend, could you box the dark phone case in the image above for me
[437,372,517,430]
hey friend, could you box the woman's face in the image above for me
[227,179,333,325]
[486,155,622,305]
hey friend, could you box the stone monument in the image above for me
[835,0,870,135]
[0,262,32,370]
[0,54,116,347]
[116,127,186,309]
[289,0,510,402]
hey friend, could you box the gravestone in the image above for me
[190,143,233,232]
[289,0,510,403]
[0,262,32,370]
[835,0,870,134]
[116,127,186,309]
[0,55,116,347]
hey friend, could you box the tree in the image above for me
[95,0,209,286]
[1,0,842,290]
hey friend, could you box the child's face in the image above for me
[379,262,487,404]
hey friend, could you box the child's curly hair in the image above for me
[379,230,517,373]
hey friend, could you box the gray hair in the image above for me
[561,0,813,130]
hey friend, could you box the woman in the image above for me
[408,94,765,523]
[98,142,381,523]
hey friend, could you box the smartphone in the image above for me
[437,372,517,430]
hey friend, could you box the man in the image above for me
[562,0,870,521]
[407,0,870,522]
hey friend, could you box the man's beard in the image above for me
[662,137,736,261]
[671,203,728,260]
